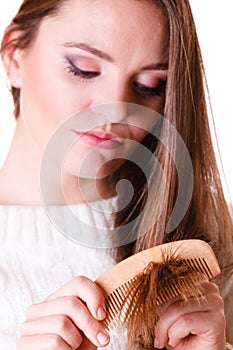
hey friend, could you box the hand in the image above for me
[17,276,110,350]
[154,282,226,350]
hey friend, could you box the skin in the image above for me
[0,0,226,349]
[154,282,226,349]
[0,0,167,205]
[18,277,109,349]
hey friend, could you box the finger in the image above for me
[26,297,110,347]
[155,282,224,347]
[45,276,106,320]
[159,281,220,316]
[78,335,98,350]
[17,334,72,350]
[19,315,82,349]
[167,311,226,348]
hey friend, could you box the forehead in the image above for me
[39,0,168,62]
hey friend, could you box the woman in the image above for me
[0,0,233,349]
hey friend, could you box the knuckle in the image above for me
[216,295,225,309]
[167,300,182,315]
[209,281,220,293]
[210,293,224,310]
[202,281,220,294]
[181,314,193,329]
[56,315,71,331]
[94,284,105,304]
[67,296,81,310]
[48,334,64,348]
[86,316,99,332]
[73,275,89,287]
[155,318,167,336]
[168,327,177,342]
[73,332,83,348]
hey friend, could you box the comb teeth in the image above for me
[156,271,206,305]
[104,280,135,328]
[103,257,214,330]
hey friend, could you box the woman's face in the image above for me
[15,0,168,179]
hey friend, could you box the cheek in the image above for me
[20,54,91,145]
[21,58,69,124]
[145,100,165,117]
[130,126,148,143]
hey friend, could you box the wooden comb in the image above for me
[95,239,220,349]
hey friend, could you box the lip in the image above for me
[71,129,124,150]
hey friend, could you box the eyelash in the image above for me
[65,58,166,97]
[65,58,100,81]
[132,81,166,98]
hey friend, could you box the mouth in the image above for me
[71,129,124,150]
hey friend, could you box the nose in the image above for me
[104,101,128,123]
[91,81,131,123]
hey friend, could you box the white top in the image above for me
[0,197,127,349]
[1,198,233,350]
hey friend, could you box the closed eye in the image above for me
[65,58,100,81]
[132,81,166,98]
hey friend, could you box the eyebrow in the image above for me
[63,42,168,70]
[63,42,114,62]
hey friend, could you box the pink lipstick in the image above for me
[71,130,123,150]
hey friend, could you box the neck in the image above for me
[0,118,116,206]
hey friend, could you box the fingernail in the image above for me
[97,306,106,320]
[97,331,109,345]
[154,338,161,348]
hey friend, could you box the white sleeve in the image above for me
[226,343,233,350]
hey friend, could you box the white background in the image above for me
[0,1,233,202]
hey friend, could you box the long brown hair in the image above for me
[1,0,233,339]
[113,1,233,271]
[136,1,233,254]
